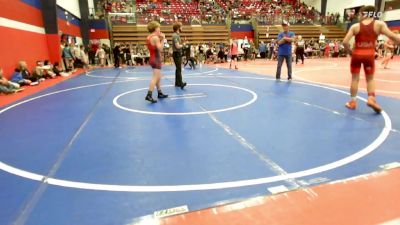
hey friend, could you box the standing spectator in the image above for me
[124,44,133,66]
[381,30,398,69]
[259,41,267,58]
[62,43,75,71]
[276,21,295,80]
[324,41,331,58]
[96,46,106,67]
[113,43,121,68]
[80,45,89,69]
[119,44,126,66]
[104,44,111,65]
[242,36,250,61]
[295,35,305,64]
[88,44,96,65]
[268,39,276,60]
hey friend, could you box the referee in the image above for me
[172,22,187,89]
[276,21,295,80]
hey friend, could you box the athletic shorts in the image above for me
[231,55,238,60]
[350,54,375,76]
[150,59,161,70]
[385,50,393,56]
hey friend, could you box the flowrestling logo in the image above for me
[362,11,383,19]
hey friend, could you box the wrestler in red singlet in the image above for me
[147,33,162,70]
[145,21,168,103]
[229,39,239,69]
[343,5,400,113]
[350,20,377,76]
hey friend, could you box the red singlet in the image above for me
[147,34,162,69]
[351,20,378,76]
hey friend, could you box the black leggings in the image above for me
[173,52,183,86]
[296,47,304,63]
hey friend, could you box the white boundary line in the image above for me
[293,67,400,94]
[113,84,257,116]
[86,68,219,79]
[306,65,400,83]
[0,76,392,192]
[170,95,207,100]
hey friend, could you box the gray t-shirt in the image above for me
[172,32,181,52]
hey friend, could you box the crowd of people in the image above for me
[0,60,73,95]
[1,42,93,95]
[3,34,397,95]
[93,0,338,26]
[104,32,400,71]
[93,0,135,19]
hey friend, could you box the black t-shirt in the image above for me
[53,67,61,75]
[206,49,213,57]
[184,45,191,57]
[21,69,31,79]
[104,47,111,54]
[199,46,204,54]
[113,46,120,56]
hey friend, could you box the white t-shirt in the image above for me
[96,48,106,59]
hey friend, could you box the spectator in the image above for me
[268,39,276,60]
[62,43,75,72]
[11,63,32,86]
[103,44,112,65]
[113,43,121,68]
[242,36,250,61]
[96,46,106,67]
[15,61,38,84]
[333,40,340,58]
[295,35,305,64]
[52,62,70,77]
[38,60,56,79]
[259,41,267,58]
[0,67,23,94]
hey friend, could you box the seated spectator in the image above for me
[0,67,23,94]
[53,62,70,77]
[32,66,46,82]
[38,60,56,78]
[305,45,313,57]
[217,47,225,63]
[11,62,32,86]
[14,61,38,84]
[206,47,216,63]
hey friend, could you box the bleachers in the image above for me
[286,25,322,39]
[258,25,346,43]
[257,26,281,43]
[112,25,230,45]
[322,25,347,40]
[136,0,199,15]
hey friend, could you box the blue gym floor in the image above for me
[1,66,399,225]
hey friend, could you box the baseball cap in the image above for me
[282,20,290,26]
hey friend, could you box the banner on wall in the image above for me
[343,6,363,23]
[384,0,400,11]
